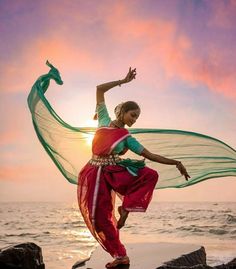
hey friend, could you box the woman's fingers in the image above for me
[183,171,191,181]
[177,165,190,181]
[131,68,136,78]
[128,67,136,80]
[185,171,190,180]
[126,67,137,82]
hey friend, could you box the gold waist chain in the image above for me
[89,154,121,166]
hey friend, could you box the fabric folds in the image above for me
[27,62,236,188]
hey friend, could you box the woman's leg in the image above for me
[104,166,158,228]
[94,175,127,258]
[117,205,129,229]
[122,167,158,212]
[116,167,158,229]
[78,165,128,267]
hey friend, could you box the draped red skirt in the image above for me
[77,127,159,257]
[77,162,158,257]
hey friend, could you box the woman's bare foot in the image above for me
[117,206,129,229]
[105,255,130,268]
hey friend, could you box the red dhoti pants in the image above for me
[78,164,158,258]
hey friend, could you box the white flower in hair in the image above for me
[114,102,124,119]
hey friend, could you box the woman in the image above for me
[77,67,190,268]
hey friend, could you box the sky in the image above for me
[0,0,236,202]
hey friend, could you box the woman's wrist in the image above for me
[119,79,126,85]
[175,160,182,166]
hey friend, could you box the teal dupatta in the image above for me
[27,61,236,188]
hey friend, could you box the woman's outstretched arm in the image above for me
[96,67,136,104]
[141,148,191,181]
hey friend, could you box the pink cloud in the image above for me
[0,36,105,93]
[1,0,236,99]
[0,95,30,145]
[102,2,236,99]
[208,0,236,29]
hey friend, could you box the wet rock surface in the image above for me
[157,246,236,269]
[1,242,235,269]
[0,242,45,269]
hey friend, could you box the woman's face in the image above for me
[122,108,140,127]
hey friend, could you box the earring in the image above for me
[119,113,124,122]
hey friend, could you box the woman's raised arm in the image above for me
[96,67,136,104]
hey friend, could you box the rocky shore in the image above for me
[0,242,44,269]
[0,242,235,269]
[157,246,236,269]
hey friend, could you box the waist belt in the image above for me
[89,154,121,166]
[89,154,146,176]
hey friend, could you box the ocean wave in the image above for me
[4,221,20,226]
[177,226,192,231]
[209,229,228,235]
[210,215,216,219]
[177,226,204,233]
[186,209,214,213]
[5,233,36,237]
[1,201,236,269]
[4,231,51,238]
[177,215,185,220]
[226,214,236,224]
[219,210,232,213]
[192,227,205,233]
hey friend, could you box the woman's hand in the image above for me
[140,149,190,182]
[176,162,191,181]
[123,67,137,83]
[96,68,136,104]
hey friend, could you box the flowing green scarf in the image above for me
[27,61,236,188]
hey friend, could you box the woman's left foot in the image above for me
[117,206,129,229]
[105,256,130,268]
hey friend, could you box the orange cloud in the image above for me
[1,35,105,93]
[103,1,236,99]
[1,0,236,99]
[0,164,41,182]
[0,95,30,145]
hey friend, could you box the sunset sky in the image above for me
[1,0,236,202]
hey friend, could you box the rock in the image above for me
[157,246,236,269]
[0,242,45,269]
[157,264,212,269]
[1,242,235,269]
[157,246,212,268]
[215,258,236,269]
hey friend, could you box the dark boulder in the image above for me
[0,242,45,269]
[157,246,236,269]
[214,258,236,269]
[157,246,212,268]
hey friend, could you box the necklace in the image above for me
[111,120,124,128]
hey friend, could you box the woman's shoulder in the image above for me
[96,101,111,127]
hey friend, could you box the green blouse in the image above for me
[96,102,144,155]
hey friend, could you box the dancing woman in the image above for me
[77,67,190,268]
[27,62,236,268]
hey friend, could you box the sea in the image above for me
[1,201,236,269]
